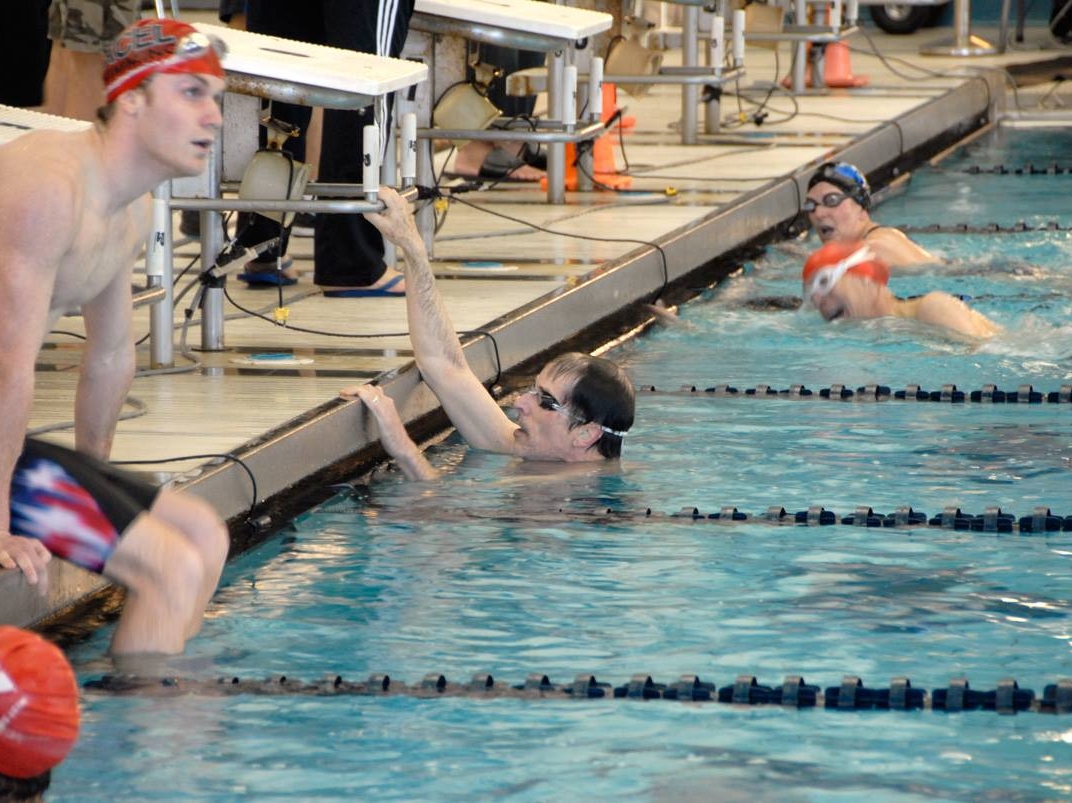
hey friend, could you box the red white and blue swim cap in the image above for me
[802,241,889,299]
[103,18,225,103]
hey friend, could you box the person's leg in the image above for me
[100,514,205,655]
[102,489,229,653]
[145,490,229,640]
[43,0,139,121]
[314,0,414,290]
[11,440,227,656]
[451,45,546,181]
[480,43,544,119]
[236,0,319,281]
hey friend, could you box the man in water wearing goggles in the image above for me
[0,18,229,656]
[803,241,1000,339]
[805,161,936,269]
[341,188,635,477]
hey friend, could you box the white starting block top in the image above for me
[414,0,612,41]
[0,105,90,147]
[194,23,427,104]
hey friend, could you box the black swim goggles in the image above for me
[523,386,627,438]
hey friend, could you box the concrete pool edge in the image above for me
[1,69,1001,631]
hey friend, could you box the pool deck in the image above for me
[6,22,1072,627]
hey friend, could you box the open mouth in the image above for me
[822,304,846,321]
[818,224,835,239]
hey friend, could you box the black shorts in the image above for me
[10,439,159,573]
[0,0,51,107]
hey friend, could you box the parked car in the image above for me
[861,0,950,33]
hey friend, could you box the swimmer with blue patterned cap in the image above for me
[803,241,1000,339]
[806,161,937,269]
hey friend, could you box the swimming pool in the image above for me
[58,125,1072,802]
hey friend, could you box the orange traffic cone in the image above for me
[780,42,868,89]
[603,82,636,130]
[542,82,633,192]
[822,41,868,88]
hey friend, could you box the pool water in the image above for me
[57,126,1072,802]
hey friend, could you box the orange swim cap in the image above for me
[802,241,889,299]
[103,18,225,104]
[0,627,80,779]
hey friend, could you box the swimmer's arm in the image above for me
[0,158,73,507]
[865,228,936,268]
[76,254,136,461]
[913,292,1001,339]
[364,188,519,454]
[0,153,72,579]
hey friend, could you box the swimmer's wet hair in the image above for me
[545,352,635,459]
[808,162,871,210]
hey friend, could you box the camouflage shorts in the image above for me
[48,0,141,53]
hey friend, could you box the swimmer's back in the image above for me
[899,291,1001,339]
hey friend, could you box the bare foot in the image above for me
[452,141,544,182]
[645,300,691,328]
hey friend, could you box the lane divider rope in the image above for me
[638,383,1072,404]
[84,672,1072,714]
[891,221,1070,234]
[457,504,1072,533]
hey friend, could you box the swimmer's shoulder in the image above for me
[0,130,88,199]
[864,226,937,269]
[910,291,1000,338]
[0,132,87,256]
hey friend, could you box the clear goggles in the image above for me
[804,245,876,300]
[802,192,850,213]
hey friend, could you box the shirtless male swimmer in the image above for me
[0,18,230,655]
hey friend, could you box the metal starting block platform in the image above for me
[161,24,428,358]
[405,0,614,209]
[0,104,89,144]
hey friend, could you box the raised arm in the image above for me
[0,146,75,582]
[363,188,520,454]
[76,253,138,461]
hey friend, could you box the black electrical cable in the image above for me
[112,451,259,516]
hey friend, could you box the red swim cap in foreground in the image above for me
[0,626,80,779]
[103,18,225,103]
[802,241,889,299]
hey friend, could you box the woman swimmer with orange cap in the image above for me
[802,241,1001,339]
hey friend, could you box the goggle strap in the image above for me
[806,245,875,299]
